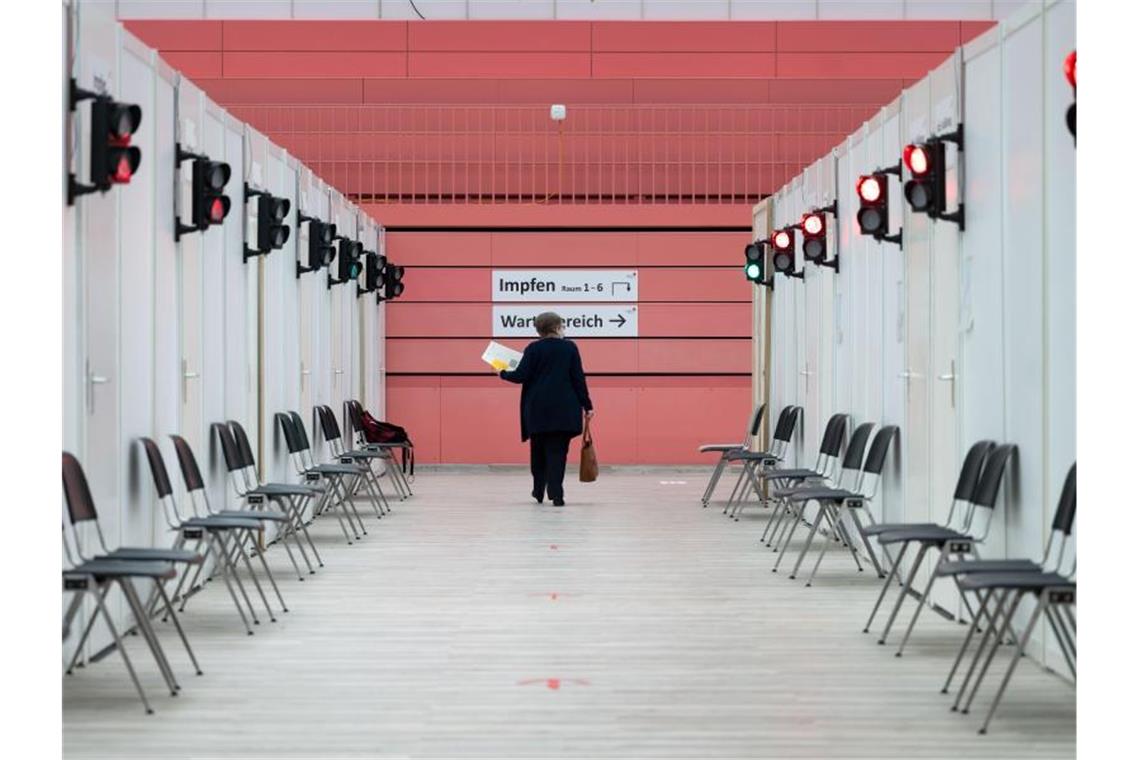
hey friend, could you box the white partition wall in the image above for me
[63,0,388,665]
[761,0,1075,671]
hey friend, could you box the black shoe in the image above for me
[532,491,543,504]
[552,498,565,507]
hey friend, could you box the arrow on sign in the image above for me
[609,314,627,328]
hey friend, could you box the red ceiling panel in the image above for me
[632,79,771,104]
[158,51,223,79]
[123,20,222,50]
[223,51,407,78]
[409,52,592,79]
[222,20,407,51]
[592,21,776,52]
[775,20,960,52]
[409,21,591,52]
[191,78,364,103]
[594,52,776,79]
[775,51,950,80]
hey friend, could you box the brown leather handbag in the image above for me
[579,418,598,482]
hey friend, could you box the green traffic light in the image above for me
[745,262,762,281]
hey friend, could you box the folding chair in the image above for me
[346,399,414,499]
[871,443,1018,656]
[941,463,1076,737]
[170,434,307,586]
[212,422,323,578]
[697,403,765,507]
[722,405,804,519]
[316,404,394,514]
[276,411,371,544]
[141,437,284,634]
[860,439,995,632]
[62,453,201,705]
[769,421,877,576]
[781,424,899,585]
[720,406,799,518]
[753,413,848,543]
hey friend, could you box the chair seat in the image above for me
[310,463,366,475]
[183,516,262,531]
[218,508,289,523]
[249,483,321,497]
[959,571,1075,592]
[101,547,204,564]
[777,486,860,502]
[864,521,941,537]
[758,468,820,481]
[699,443,744,453]
[64,560,176,581]
[876,526,970,545]
[937,558,1040,577]
[727,450,779,462]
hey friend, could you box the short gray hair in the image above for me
[534,312,564,337]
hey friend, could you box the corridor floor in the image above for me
[63,468,1075,759]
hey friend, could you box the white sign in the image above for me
[492,269,638,302]
[492,304,638,338]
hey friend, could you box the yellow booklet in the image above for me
[482,341,524,372]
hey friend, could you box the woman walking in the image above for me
[497,312,594,507]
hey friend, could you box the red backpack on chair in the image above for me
[359,410,415,477]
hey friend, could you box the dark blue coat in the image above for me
[499,337,593,441]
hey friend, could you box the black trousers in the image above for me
[530,432,573,501]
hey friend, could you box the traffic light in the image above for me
[68,80,142,204]
[359,251,383,296]
[771,227,802,279]
[1065,50,1076,142]
[801,201,838,271]
[743,241,771,288]
[329,237,363,288]
[856,165,902,246]
[175,144,232,240]
[244,185,291,261]
[382,262,406,301]
[902,125,964,229]
[297,214,336,278]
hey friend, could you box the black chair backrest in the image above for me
[862,425,899,475]
[346,400,365,434]
[316,405,342,441]
[212,422,244,473]
[275,413,305,455]
[1052,463,1077,535]
[774,406,802,443]
[140,437,173,498]
[954,440,995,500]
[840,422,875,470]
[290,411,314,451]
[971,443,1017,508]
[748,403,766,437]
[171,435,206,491]
[62,452,98,524]
[228,421,258,469]
[820,413,848,457]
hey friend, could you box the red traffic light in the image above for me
[801,212,824,237]
[1064,50,1076,89]
[208,197,228,224]
[903,144,930,176]
[772,229,792,250]
[857,175,883,203]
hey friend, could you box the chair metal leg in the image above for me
[978,593,1048,733]
[772,503,805,573]
[90,584,154,714]
[789,502,825,579]
[231,530,275,622]
[957,589,1021,713]
[66,585,111,675]
[154,583,202,676]
[894,545,951,657]
[702,456,728,506]
[245,529,288,614]
[878,544,930,645]
[1045,604,1077,679]
[213,533,255,635]
[865,543,909,633]
[942,588,996,694]
[724,465,748,515]
[120,579,179,696]
[847,511,884,577]
[805,504,839,586]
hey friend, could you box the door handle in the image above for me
[182,359,200,402]
[86,360,109,414]
[898,370,923,380]
[937,360,956,408]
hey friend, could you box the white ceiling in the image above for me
[115,0,1036,21]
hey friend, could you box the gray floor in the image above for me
[63,468,1075,759]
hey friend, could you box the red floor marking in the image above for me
[517,677,590,690]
